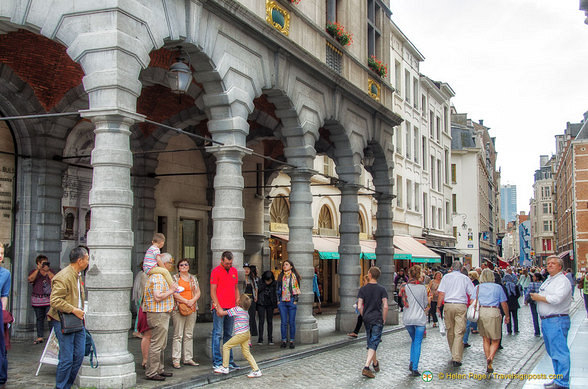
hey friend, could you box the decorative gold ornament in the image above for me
[368,79,381,101]
[266,1,290,36]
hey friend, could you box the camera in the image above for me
[42,261,50,267]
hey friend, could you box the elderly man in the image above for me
[48,246,89,389]
[143,253,178,381]
[437,261,474,367]
[531,255,572,389]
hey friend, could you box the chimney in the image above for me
[479,119,484,126]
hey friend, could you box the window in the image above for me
[436,116,441,140]
[431,156,436,188]
[396,176,403,208]
[405,70,411,102]
[323,155,334,176]
[367,0,381,58]
[395,61,401,93]
[422,136,427,171]
[414,126,419,163]
[413,77,419,108]
[451,163,457,183]
[543,220,549,232]
[542,203,549,214]
[429,111,434,137]
[405,121,411,159]
[446,201,451,224]
[415,183,420,212]
[444,106,449,132]
[421,95,426,115]
[395,125,402,154]
[431,206,436,228]
[444,149,450,184]
[423,193,428,227]
[452,194,457,213]
[437,159,442,191]
[438,208,443,229]
[180,218,200,271]
[407,179,413,210]
[453,226,458,238]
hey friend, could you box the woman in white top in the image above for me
[399,265,429,377]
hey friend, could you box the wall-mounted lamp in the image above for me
[363,145,375,167]
[167,46,193,98]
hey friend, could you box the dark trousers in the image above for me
[256,305,274,342]
[33,305,50,338]
[352,314,363,334]
[506,309,519,333]
[529,302,540,335]
[248,300,258,337]
[0,306,6,385]
[584,292,588,313]
[430,302,439,323]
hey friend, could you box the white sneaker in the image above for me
[175,286,185,293]
[247,370,262,378]
[214,366,229,374]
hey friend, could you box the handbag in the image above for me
[466,286,480,322]
[136,306,150,333]
[58,311,84,334]
[84,328,99,368]
[178,302,195,316]
[438,318,446,336]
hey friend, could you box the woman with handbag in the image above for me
[398,265,429,377]
[476,269,510,374]
[27,254,55,344]
[276,260,301,349]
[171,259,201,369]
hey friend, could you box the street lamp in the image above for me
[362,144,376,167]
[167,46,193,98]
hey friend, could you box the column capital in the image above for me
[336,182,362,193]
[284,167,315,179]
[80,108,145,124]
[206,144,252,157]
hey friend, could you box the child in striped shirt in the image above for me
[214,294,262,378]
[142,233,183,292]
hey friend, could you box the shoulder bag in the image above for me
[466,285,480,322]
[58,311,84,334]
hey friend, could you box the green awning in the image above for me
[393,253,412,260]
[410,257,441,263]
[361,252,376,260]
[318,251,340,260]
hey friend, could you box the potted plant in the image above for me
[325,21,353,47]
[290,0,301,4]
[368,55,388,78]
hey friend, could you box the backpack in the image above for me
[84,329,99,368]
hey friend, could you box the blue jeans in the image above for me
[529,303,540,335]
[53,321,86,389]
[541,316,570,388]
[463,320,478,343]
[0,305,6,385]
[211,310,234,367]
[365,323,383,350]
[278,300,297,341]
[405,325,425,371]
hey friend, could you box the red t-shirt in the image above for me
[210,265,238,309]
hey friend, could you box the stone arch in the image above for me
[358,203,369,235]
[317,201,337,234]
[270,195,290,225]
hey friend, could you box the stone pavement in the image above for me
[4,298,584,388]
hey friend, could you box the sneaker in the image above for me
[257,340,263,345]
[362,367,375,378]
[214,366,229,374]
[269,340,274,345]
[280,342,287,348]
[373,361,380,373]
[229,363,240,371]
[463,343,471,348]
[247,370,263,378]
[411,370,421,377]
[408,362,413,371]
[289,342,295,349]
[175,286,185,293]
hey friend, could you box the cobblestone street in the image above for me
[204,299,584,389]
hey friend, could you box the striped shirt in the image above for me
[226,306,249,334]
[143,274,174,313]
[143,245,160,274]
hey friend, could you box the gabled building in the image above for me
[530,155,555,266]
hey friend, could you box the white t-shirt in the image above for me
[438,270,474,304]
[537,272,572,317]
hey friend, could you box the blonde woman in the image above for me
[171,259,201,369]
[428,272,443,327]
[476,269,509,373]
[463,270,480,347]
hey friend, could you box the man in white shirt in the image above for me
[530,255,572,389]
[437,261,474,367]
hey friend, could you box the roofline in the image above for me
[389,19,425,61]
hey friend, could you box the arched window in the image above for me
[64,212,75,239]
[318,205,333,230]
[358,214,366,234]
[270,196,290,232]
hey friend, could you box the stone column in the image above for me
[286,168,318,344]
[206,145,252,268]
[78,109,143,388]
[11,158,66,340]
[374,193,398,325]
[131,175,158,268]
[335,184,362,332]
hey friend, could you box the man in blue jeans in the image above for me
[210,251,240,371]
[357,267,388,378]
[531,255,572,389]
[48,247,89,389]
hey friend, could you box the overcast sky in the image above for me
[389,0,588,213]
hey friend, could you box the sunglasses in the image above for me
[179,263,189,267]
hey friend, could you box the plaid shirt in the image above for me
[143,274,174,313]
[525,281,542,302]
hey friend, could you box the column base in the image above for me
[386,301,399,325]
[335,309,359,333]
[77,354,136,388]
[296,315,318,344]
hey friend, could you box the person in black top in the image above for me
[357,266,388,379]
[256,271,277,344]
[242,264,259,337]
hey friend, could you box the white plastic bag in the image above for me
[439,319,446,336]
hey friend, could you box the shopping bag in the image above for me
[439,319,446,336]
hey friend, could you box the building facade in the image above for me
[0,1,405,387]
[530,155,555,266]
[500,184,517,228]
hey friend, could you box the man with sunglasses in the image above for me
[530,255,572,389]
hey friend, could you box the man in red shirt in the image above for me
[210,251,240,370]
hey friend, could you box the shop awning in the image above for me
[312,236,340,260]
[393,235,441,263]
[558,250,572,260]
[431,247,465,257]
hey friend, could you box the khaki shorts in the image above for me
[478,307,502,340]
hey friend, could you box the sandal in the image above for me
[183,360,199,366]
[33,338,44,344]
[347,332,358,338]
[172,361,181,369]
[486,359,493,374]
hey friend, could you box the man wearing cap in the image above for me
[531,255,572,389]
